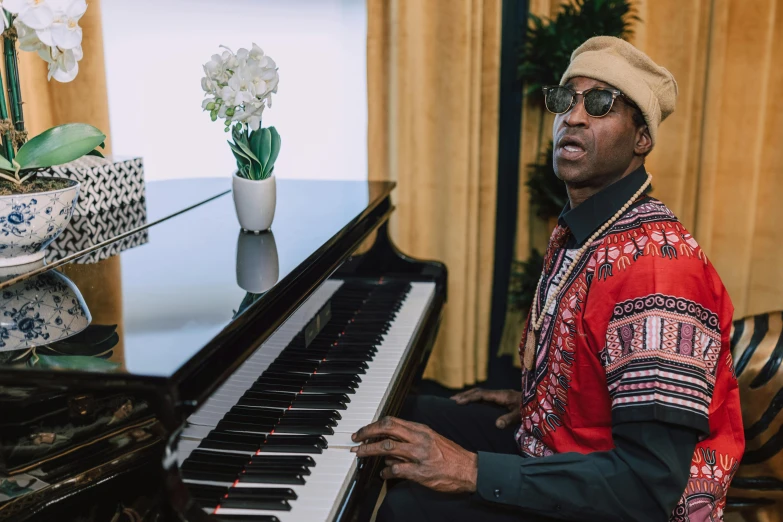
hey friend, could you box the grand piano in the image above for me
[0,178,447,522]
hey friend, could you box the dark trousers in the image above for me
[375,395,550,522]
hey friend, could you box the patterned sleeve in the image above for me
[589,244,725,435]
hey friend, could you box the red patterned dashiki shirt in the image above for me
[517,195,745,521]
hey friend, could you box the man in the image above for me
[351,36,745,521]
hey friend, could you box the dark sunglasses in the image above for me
[542,85,628,118]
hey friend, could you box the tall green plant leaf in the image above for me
[265,127,281,177]
[15,124,106,170]
[252,128,272,177]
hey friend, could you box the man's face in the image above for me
[552,76,645,187]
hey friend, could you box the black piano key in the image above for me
[214,512,280,522]
[249,383,305,394]
[239,394,346,410]
[187,450,251,466]
[289,400,347,411]
[218,419,334,436]
[184,458,310,476]
[237,472,306,485]
[257,444,322,454]
[182,468,240,482]
[246,455,315,467]
[251,382,357,394]
[231,405,342,421]
[266,434,328,449]
[304,366,365,376]
[237,397,294,409]
[217,419,276,432]
[273,424,334,436]
[267,361,320,372]
[228,487,297,500]
[187,483,229,501]
[203,431,265,452]
[301,384,357,394]
[220,498,291,510]
[261,371,361,385]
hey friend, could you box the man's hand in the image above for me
[351,416,478,493]
[450,388,522,429]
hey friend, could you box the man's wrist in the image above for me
[464,451,478,492]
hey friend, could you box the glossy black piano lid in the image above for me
[0,179,394,398]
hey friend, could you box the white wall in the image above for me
[101,0,367,181]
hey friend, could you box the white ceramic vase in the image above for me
[235,230,280,294]
[0,178,80,267]
[232,172,276,233]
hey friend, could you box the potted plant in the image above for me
[0,0,106,267]
[201,44,281,233]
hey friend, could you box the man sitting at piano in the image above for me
[351,37,744,522]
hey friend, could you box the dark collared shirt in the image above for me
[558,165,651,248]
[474,166,699,521]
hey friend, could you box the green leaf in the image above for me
[15,124,106,170]
[265,127,281,178]
[33,354,119,371]
[233,136,263,180]
[86,149,104,158]
[228,141,252,167]
[0,153,13,171]
[249,127,269,163]
[253,128,272,175]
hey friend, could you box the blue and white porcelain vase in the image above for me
[0,179,80,267]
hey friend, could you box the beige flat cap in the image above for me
[560,36,678,146]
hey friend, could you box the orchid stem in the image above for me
[4,27,24,138]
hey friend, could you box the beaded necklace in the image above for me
[523,174,652,371]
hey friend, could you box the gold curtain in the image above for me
[367,0,502,388]
[17,0,111,144]
[631,0,783,320]
[509,0,783,346]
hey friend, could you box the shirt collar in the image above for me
[558,165,649,246]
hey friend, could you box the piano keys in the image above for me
[0,178,446,522]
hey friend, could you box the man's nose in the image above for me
[564,95,590,127]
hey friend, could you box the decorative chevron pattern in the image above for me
[47,199,148,264]
[47,156,146,216]
[45,157,148,264]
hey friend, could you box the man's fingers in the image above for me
[351,439,417,460]
[495,410,521,429]
[352,416,424,443]
[380,461,417,481]
[450,388,486,404]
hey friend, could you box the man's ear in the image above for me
[634,125,653,156]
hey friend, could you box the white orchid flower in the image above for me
[249,43,264,61]
[37,0,86,50]
[201,43,279,130]
[47,44,80,82]
[4,0,54,30]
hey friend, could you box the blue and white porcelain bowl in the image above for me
[0,179,80,267]
[0,262,92,353]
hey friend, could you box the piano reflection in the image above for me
[0,179,447,522]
